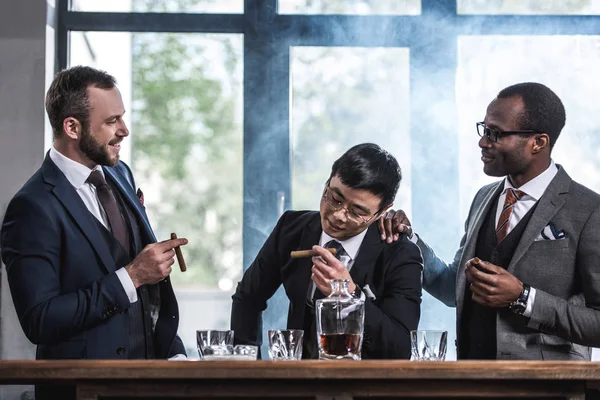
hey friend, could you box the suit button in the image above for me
[116,347,126,355]
[120,309,127,315]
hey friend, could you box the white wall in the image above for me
[0,0,50,398]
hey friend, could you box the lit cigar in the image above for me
[290,248,337,259]
[170,232,187,272]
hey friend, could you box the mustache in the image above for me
[108,138,122,146]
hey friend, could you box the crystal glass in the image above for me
[197,329,234,360]
[268,329,304,360]
[316,279,364,360]
[410,330,447,361]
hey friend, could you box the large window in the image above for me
[56,0,600,361]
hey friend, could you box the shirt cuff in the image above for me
[116,267,138,303]
[523,287,536,317]
[408,231,419,244]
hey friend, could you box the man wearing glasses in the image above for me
[231,143,422,359]
[380,82,600,360]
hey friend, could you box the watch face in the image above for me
[510,302,526,315]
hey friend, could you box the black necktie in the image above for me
[87,170,129,250]
[312,240,346,301]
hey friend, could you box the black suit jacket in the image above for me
[1,154,185,361]
[231,210,423,359]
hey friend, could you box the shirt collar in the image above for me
[319,227,369,261]
[49,145,104,190]
[503,159,558,201]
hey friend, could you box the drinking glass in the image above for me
[197,329,234,360]
[410,330,447,361]
[267,329,304,360]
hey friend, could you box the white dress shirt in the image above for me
[309,228,369,300]
[496,160,558,316]
[49,146,138,303]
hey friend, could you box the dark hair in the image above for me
[329,143,402,209]
[45,65,117,138]
[497,82,565,149]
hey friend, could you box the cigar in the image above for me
[170,232,187,272]
[290,248,337,258]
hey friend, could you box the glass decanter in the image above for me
[315,279,365,360]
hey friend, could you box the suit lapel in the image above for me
[104,166,157,243]
[507,167,571,272]
[42,155,115,274]
[456,181,504,316]
[350,225,383,289]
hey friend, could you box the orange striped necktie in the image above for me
[496,188,525,243]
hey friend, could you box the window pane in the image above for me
[70,32,243,358]
[279,0,420,15]
[291,46,411,213]
[72,0,243,14]
[458,0,600,15]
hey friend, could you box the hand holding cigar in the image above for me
[171,232,187,272]
[290,248,337,259]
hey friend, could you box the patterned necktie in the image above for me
[87,170,130,250]
[496,188,525,243]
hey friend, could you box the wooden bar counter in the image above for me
[0,360,599,399]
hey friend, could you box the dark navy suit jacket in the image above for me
[1,154,185,360]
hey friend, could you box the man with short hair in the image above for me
[380,82,600,360]
[1,66,187,399]
[231,143,422,359]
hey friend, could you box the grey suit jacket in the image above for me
[418,166,600,360]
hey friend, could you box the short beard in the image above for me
[79,126,118,167]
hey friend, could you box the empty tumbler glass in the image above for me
[410,330,447,361]
[267,329,303,360]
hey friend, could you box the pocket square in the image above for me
[536,221,565,241]
[363,284,376,300]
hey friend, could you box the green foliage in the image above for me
[131,23,243,288]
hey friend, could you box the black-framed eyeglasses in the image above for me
[476,122,542,143]
[322,185,380,225]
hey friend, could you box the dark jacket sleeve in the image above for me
[230,212,291,347]
[1,194,131,345]
[362,239,423,359]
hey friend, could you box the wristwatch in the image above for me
[509,283,531,315]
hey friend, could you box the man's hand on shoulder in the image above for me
[377,209,413,243]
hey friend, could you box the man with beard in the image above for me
[1,66,188,399]
[379,82,600,360]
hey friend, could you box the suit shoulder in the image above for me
[274,210,319,234]
[280,210,318,223]
[476,180,502,199]
[384,234,423,264]
[6,169,50,208]
[569,180,600,205]
[107,161,136,189]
